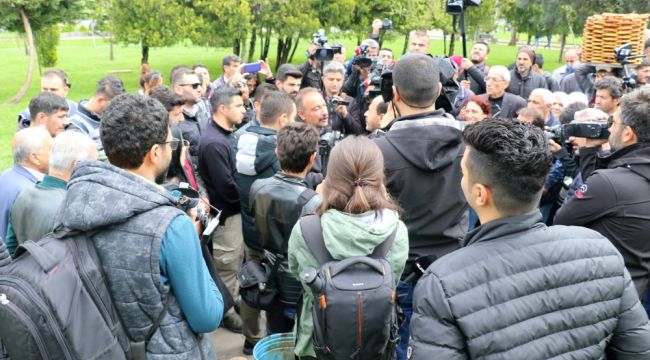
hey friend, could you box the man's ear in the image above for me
[437,82,442,96]
[473,183,492,208]
[392,85,400,103]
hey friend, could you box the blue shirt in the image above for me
[160,215,223,333]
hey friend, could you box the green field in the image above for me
[0,35,561,171]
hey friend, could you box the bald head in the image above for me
[12,127,52,174]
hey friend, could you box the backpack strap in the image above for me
[299,215,333,265]
[370,225,398,258]
[296,188,317,209]
[131,291,173,360]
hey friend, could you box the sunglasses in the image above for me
[180,83,201,90]
[161,138,180,151]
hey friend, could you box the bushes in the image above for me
[35,24,60,67]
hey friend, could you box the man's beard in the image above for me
[155,165,170,185]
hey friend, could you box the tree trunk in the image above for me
[248,27,257,61]
[141,45,149,64]
[109,35,114,61]
[6,7,35,105]
[275,37,284,70]
[558,33,566,62]
[442,32,447,55]
[526,33,532,45]
[233,38,241,57]
[240,33,248,61]
[508,25,517,46]
[288,34,300,63]
[402,33,409,55]
[448,34,456,56]
[262,30,271,60]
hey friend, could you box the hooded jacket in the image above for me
[555,143,650,296]
[232,125,281,251]
[375,110,468,260]
[57,161,218,359]
[288,209,409,358]
[410,211,650,359]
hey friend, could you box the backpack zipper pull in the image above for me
[0,293,8,305]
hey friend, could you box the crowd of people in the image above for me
[1,25,650,359]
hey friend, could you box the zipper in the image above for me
[0,277,74,359]
[0,293,50,360]
[356,291,362,350]
[69,238,114,328]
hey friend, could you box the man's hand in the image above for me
[461,58,474,70]
[332,96,348,118]
[372,19,382,34]
[585,138,609,148]
[460,80,471,90]
[548,139,563,153]
[260,59,273,78]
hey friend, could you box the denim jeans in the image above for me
[644,289,650,317]
[396,280,414,360]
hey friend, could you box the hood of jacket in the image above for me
[320,208,400,259]
[234,126,279,177]
[602,143,650,181]
[58,160,178,231]
[385,110,464,171]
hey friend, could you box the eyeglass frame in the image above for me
[179,83,201,90]
[160,138,180,151]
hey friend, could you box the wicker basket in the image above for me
[581,13,649,65]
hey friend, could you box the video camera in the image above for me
[446,0,482,15]
[352,44,374,68]
[545,121,610,144]
[613,43,647,90]
[311,29,342,62]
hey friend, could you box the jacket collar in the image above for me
[462,210,545,247]
[596,142,650,170]
[274,172,309,187]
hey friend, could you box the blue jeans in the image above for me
[644,289,650,317]
[396,280,414,360]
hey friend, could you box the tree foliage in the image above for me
[34,24,60,67]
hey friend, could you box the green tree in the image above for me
[107,0,197,64]
[34,24,60,67]
[190,0,252,57]
[0,0,81,103]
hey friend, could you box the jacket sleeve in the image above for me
[554,170,615,226]
[200,140,240,210]
[409,271,469,360]
[342,70,360,98]
[606,269,650,358]
[574,64,596,95]
[465,66,486,94]
[342,98,365,135]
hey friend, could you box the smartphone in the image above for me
[242,62,262,73]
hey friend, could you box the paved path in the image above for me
[211,327,254,360]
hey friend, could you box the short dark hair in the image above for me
[95,76,125,100]
[149,86,186,112]
[170,67,193,87]
[559,102,588,125]
[635,59,650,70]
[29,92,69,118]
[276,123,319,173]
[534,54,545,68]
[192,63,209,71]
[101,93,169,169]
[253,83,275,103]
[393,54,439,107]
[462,118,553,214]
[210,87,241,115]
[43,69,70,88]
[595,76,623,99]
[259,91,294,125]
[517,107,545,129]
[620,87,650,143]
[474,41,490,53]
[380,48,393,53]
[376,100,388,115]
[276,64,303,82]
[222,55,242,67]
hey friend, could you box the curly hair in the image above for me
[276,123,319,173]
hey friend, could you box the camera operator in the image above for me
[458,41,490,95]
[342,44,375,116]
[299,42,324,90]
[322,62,364,135]
[374,54,468,360]
[555,88,650,308]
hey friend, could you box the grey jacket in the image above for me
[507,69,547,99]
[58,161,216,359]
[409,211,650,360]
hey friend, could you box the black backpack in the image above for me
[299,215,399,360]
[0,230,169,360]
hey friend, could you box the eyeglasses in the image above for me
[179,83,201,90]
[160,138,180,150]
[182,139,190,148]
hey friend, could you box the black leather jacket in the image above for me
[249,172,321,254]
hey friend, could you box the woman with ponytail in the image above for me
[288,135,409,360]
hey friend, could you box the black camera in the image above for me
[311,29,342,62]
[381,18,393,31]
[330,98,350,106]
[545,121,610,144]
[446,0,482,15]
[352,44,373,68]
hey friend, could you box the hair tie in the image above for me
[354,178,364,187]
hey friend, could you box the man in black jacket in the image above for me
[480,65,527,119]
[555,87,650,311]
[374,54,468,360]
[410,118,650,359]
[506,46,547,100]
[198,87,246,334]
[249,123,321,334]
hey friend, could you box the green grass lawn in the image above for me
[0,35,560,171]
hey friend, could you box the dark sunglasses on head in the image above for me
[180,83,201,90]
